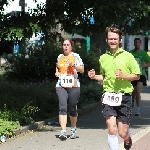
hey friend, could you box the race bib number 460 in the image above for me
[60,74,74,87]
[102,92,122,106]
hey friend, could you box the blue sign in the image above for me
[14,43,19,55]
[89,17,95,24]
[87,16,95,25]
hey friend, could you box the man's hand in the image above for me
[115,69,123,79]
[143,62,149,68]
[88,69,96,79]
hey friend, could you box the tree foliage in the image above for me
[1,0,150,40]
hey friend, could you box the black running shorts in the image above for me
[131,75,147,87]
[102,94,132,125]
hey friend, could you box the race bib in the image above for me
[60,74,75,88]
[102,92,122,106]
[135,58,142,75]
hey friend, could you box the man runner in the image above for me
[88,24,140,150]
[130,38,150,116]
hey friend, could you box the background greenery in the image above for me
[2,0,149,141]
[0,42,102,138]
[1,0,150,42]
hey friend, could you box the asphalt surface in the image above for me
[0,83,150,150]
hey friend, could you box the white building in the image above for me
[122,35,150,51]
[3,0,45,14]
[122,35,150,81]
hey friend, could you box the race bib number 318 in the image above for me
[102,92,122,106]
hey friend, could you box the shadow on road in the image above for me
[131,100,150,129]
[141,85,150,93]
[37,86,150,132]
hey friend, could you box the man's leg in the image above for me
[106,115,119,150]
[118,122,131,150]
[131,81,137,108]
[132,87,136,108]
[135,81,143,116]
[117,94,132,149]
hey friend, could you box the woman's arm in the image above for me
[55,67,60,77]
[74,65,84,73]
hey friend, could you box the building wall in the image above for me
[123,34,150,81]
[123,35,146,51]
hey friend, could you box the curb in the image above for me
[14,102,101,136]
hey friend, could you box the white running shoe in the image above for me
[59,130,67,140]
[69,128,76,139]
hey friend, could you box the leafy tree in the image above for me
[45,0,150,35]
[1,0,150,40]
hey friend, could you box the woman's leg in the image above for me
[68,88,80,139]
[56,87,68,139]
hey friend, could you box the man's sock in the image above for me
[108,134,119,150]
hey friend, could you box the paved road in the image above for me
[0,84,150,150]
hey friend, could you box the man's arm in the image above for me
[93,75,104,82]
[88,69,104,82]
[121,74,140,81]
[143,51,150,67]
[143,62,150,67]
[115,69,140,81]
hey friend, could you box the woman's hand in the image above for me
[55,72,60,77]
[66,59,75,66]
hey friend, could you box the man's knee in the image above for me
[135,84,142,94]
[108,127,117,135]
[118,130,128,139]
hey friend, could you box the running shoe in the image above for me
[124,136,132,150]
[59,130,67,140]
[69,128,76,139]
[135,108,140,116]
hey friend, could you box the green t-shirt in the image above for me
[99,48,140,93]
[129,49,150,75]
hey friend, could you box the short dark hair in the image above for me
[134,38,141,42]
[105,24,123,40]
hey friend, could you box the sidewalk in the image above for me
[0,84,150,150]
[120,81,150,150]
[130,82,150,150]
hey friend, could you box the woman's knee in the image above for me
[59,107,67,115]
[69,110,77,117]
